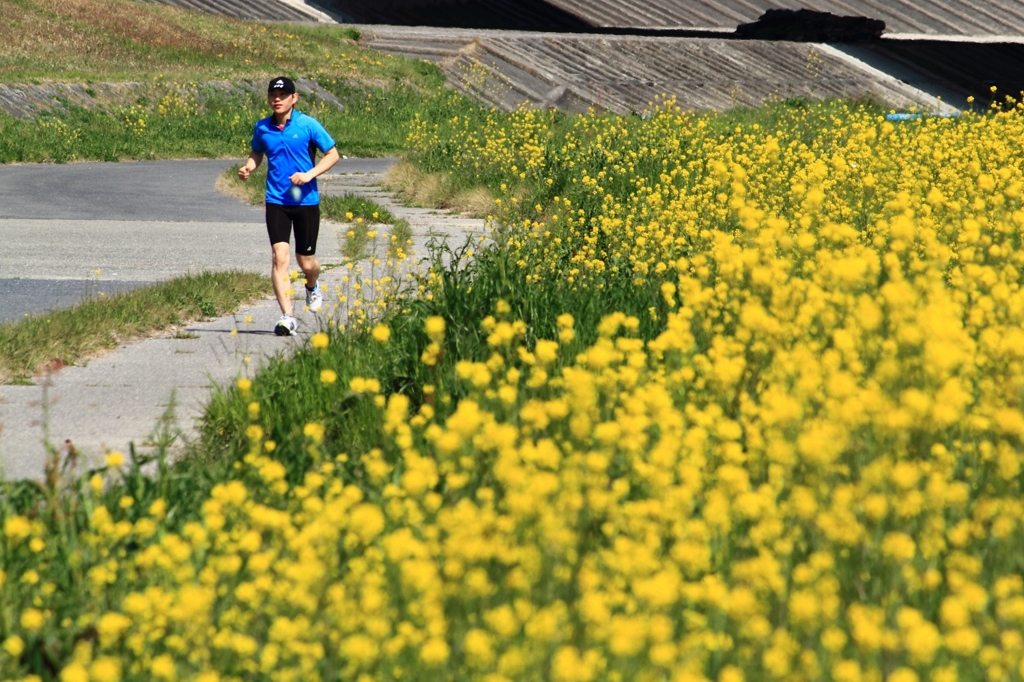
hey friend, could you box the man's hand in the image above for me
[290,148,340,187]
[238,152,263,181]
[289,171,313,186]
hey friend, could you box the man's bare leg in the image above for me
[271,242,294,316]
[296,253,320,290]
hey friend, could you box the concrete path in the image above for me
[0,158,485,480]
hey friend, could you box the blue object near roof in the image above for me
[886,112,961,121]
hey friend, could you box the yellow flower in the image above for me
[303,422,325,443]
[236,377,252,394]
[880,532,916,562]
[463,629,495,666]
[349,376,381,393]
[945,627,981,656]
[534,339,560,365]
[421,342,441,366]
[20,608,45,632]
[321,369,338,384]
[96,612,132,647]
[149,655,176,679]
[311,332,329,349]
[607,615,646,656]
[903,621,941,665]
[420,638,450,665]
[425,315,446,342]
[832,660,863,682]
[90,657,122,682]
[350,503,385,542]
[719,666,745,682]
[551,646,597,681]
[821,628,847,653]
[887,668,919,682]
[940,597,970,629]
[105,451,125,468]
[3,515,31,542]
[3,635,25,658]
[342,634,379,664]
[60,663,89,682]
[372,324,391,343]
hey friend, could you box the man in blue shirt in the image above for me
[238,76,340,336]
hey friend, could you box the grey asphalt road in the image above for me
[0,157,396,320]
[0,159,260,222]
[0,278,158,324]
[0,157,395,221]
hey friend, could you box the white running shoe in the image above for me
[274,315,298,336]
[306,281,324,313]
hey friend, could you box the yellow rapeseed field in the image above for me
[4,98,1024,681]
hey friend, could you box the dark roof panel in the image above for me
[545,0,1024,37]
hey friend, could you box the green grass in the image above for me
[340,216,373,260]
[0,78,481,163]
[0,0,422,84]
[320,193,415,262]
[322,192,398,224]
[388,216,414,258]
[0,271,270,383]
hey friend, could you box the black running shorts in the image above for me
[266,203,320,256]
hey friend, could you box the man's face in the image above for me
[268,90,298,115]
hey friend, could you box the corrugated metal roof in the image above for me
[149,0,321,22]
[360,25,951,114]
[544,0,1024,38]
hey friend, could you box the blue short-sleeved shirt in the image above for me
[250,110,336,206]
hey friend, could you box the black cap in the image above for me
[268,76,296,94]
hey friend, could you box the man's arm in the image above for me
[238,151,264,181]
[289,146,340,187]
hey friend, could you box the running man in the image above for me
[238,76,340,336]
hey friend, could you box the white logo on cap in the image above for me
[274,80,285,88]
